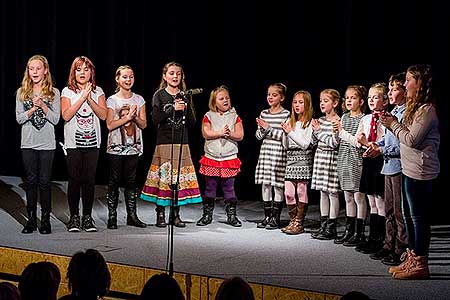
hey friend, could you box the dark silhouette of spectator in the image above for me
[58,249,111,300]
[215,276,255,300]
[0,282,21,300]
[18,261,61,300]
[140,273,184,300]
[341,291,371,300]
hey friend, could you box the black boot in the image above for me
[173,206,186,228]
[311,216,328,238]
[197,197,215,226]
[360,215,385,254]
[22,210,37,234]
[106,189,119,229]
[225,198,242,227]
[257,201,272,228]
[356,214,379,253]
[314,218,337,240]
[39,211,51,234]
[155,205,167,227]
[343,218,366,247]
[125,189,147,228]
[334,216,356,244]
[266,201,283,230]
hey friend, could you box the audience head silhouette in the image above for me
[140,272,184,300]
[19,261,61,300]
[0,282,21,300]
[215,276,255,300]
[341,291,371,300]
[62,249,111,300]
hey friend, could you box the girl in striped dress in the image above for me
[311,89,341,240]
[255,83,290,229]
[333,85,367,245]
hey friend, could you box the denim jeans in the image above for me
[21,149,55,213]
[402,175,433,256]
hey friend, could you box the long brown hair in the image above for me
[403,64,434,125]
[158,61,187,91]
[66,56,97,92]
[289,90,313,129]
[18,55,55,102]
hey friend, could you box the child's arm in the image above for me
[255,114,269,140]
[202,115,225,139]
[286,123,313,150]
[44,89,61,125]
[228,117,244,141]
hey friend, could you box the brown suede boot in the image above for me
[281,204,297,233]
[392,255,430,280]
[285,202,307,235]
[388,248,415,274]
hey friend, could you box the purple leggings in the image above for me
[204,176,236,200]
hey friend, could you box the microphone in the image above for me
[179,88,203,96]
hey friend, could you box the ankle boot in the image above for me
[311,216,328,238]
[106,189,119,229]
[389,248,415,274]
[257,201,272,228]
[393,254,430,280]
[155,205,167,227]
[266,201,283,230]
[39,211,51,234]
[22,210,37,234]
[284,202,307,235]
[225,198,242,227]
[125,189,147,228]
[281,204,297,233]
[343,218,366,247]
[334,216,356,244]
[173,206,186,228]
[197,197,215,226]
[314,218,337,240]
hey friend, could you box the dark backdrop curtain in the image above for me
[1,0,448,222]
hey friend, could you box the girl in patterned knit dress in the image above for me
[332,85,368,245]
[255,83,290,229]
[196,85,244,227]
[280,90,315,235]
[310,89,341,240]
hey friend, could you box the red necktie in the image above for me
[368,112,380,142]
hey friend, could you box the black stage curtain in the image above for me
[1,0,448,222]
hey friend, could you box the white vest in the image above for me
[204,108,239,161]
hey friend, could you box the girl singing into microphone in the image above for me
[140,61,202,227]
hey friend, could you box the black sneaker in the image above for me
[67,215,81,232]
[369,248,392,260]
[382,253,402,266]
[82,215,97,232]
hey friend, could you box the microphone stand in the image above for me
[167,93,190,277]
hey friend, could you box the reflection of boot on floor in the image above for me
[125,189,147,228]
[106,189,119,229]
[22,210,37,234]
[225,198,242,227]
[197,197,215,226]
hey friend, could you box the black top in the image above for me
[152,89,196,145]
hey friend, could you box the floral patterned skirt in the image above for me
[140,144,202,207]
